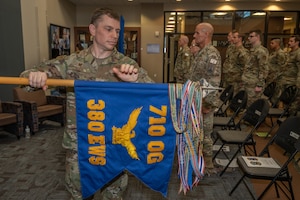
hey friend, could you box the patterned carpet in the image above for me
[0,122,254,200]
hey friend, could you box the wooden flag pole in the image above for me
[0,77,74,87]
[0,76,222,90]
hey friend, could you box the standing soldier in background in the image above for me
[174,34,191,83]
[280,35,300,114]
[222,31,234,87]
[188,22,221,174]
[226,31,249,95]
[241,30,269,107]
[266,38,287,104]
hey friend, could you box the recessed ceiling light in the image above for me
[225,0,231,2]
[128,0,133,2]
[253,12,266,16]
[211,12,228,16]
[176,0,182,2]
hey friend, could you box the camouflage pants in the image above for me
[243,84,263,107]
[290,90,300,115]
[202,110,214,169]
[65,150,128,200]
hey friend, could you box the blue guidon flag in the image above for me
[75,80,176,199]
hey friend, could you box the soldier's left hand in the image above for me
[112,64,138,82]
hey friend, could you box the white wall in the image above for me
[141,4,164,83]
[21,0,76,68]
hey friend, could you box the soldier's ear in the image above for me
[89,24,96,36]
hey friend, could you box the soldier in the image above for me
[174,34,191,83]
[281,35,300,114]
[20,7,154,200]
[266,38,287,104]
[241,30,269,107]
[188,22,221,174]
[190,39,200,62]
[222,31,235,87]
[226,31,249,95]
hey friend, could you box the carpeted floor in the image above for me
[0,122,255,200]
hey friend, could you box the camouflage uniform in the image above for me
[266,49,287,103]
[281,48,300,114]
[267,48,287,85]
[222,44,235,88]
[174,46,191,83]
[226,45,249,95]
[241,44,269,107]
[188,44,221,169]
[21,47,154,200]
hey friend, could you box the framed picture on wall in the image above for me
[49,23,70,59]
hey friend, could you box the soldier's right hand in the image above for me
[29,71,48,90]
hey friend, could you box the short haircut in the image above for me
[271,37,282,45]
[290,35,300,46]
[249,29,262,39]
[90,7,120,26]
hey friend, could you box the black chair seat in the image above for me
[268,107,285,116]
[218,130,250,143]
[213,117,233,126]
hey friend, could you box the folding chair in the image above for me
[214,85,234,117]
[229,116,300,200]
[213,90,247,130]
[263,82,276,106]
[212,99,270,176]
[264,85,298,138]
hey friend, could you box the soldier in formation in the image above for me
[225,30,249,95]
[188,22,221,174]
[174,34,191,83]
[241,29,269,107]
[222,31,235,87]
[266,38,288,104]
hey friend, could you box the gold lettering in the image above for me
[148,125,166,136]
[88,121,105,132]
[87,99,105,110]
[149,105,167,117]
[147,152,164,164]
[87,111,105,121]
[89,156,106,165]
[148,141,165,151]
[88,146,106,157]
[88,134,105,145]
[149,116,166,125]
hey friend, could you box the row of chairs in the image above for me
[214,83,299,133]
[212,84,300,199]
[230,115,300,200]
[0,87,66,139]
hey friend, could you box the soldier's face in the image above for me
[193,25,206,46]
[269,40,277,49]
[227,32,233,42]
[232,33,240,44]
[89,15,120,51]
[288,37,298,49]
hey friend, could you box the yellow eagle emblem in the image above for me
[112,107,142,160]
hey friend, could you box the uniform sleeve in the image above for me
[20,55,70,79]
[203,50,221,109]
[257,48,269,87]
[296,52,300,88]
[137,67,155,83]
[277,51,288,66]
